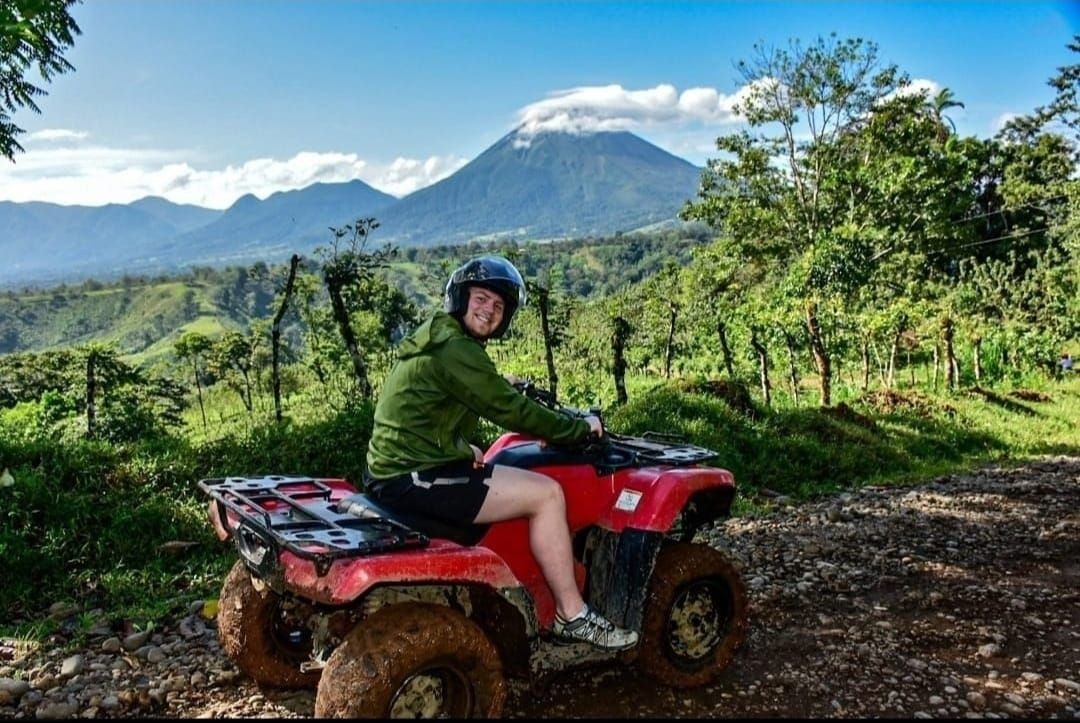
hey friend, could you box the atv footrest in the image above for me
[199,476,429,576]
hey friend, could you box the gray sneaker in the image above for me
[552,605,639,651]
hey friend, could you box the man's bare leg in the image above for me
[472,465,585,620]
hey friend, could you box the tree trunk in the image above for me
[327,280,372,398]
[611,316,630,406]
[192,357,207,433]
[241,368,253,414]
[271,255,301,422]
[872,341,887,387]
[750,329,771,407]
[972,335,983,384]
[782,330,800,406]
[536,286,559,401]
[717,321,735,377]
[932,344,940,392]
[664,302,679,379]
[85,352,96,438]
[942,316,957,391]
[864,335,872,391]
[886,314,907,390]
[805,301,831,406]
[908,349,915,388]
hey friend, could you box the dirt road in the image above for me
[2,456,1078,719]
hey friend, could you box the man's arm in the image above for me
[437,338,591,443]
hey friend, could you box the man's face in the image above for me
[462,285,505,339]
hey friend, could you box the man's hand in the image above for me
[584,414,604,438]
[470,443,484,469]
[503,373,524,387]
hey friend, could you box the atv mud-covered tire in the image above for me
[637,542,748,688]
[217,560,321,689]
[314,602,506,718]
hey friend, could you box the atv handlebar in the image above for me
[510,379,721,467]
[512,379,606,447]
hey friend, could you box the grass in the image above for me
[0,372,1077,641]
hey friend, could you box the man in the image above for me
[364,255,638,651]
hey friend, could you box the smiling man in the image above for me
[364,254,638,650]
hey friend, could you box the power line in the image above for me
[926,227,1049,257]
[946,194,1070,226]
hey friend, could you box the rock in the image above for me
[158,541,199,554]
[58,656,82,679]
[0,677,30,698]
[121,631,150,652]
[145,648,166,664]
[977,644,1002,659]
[35,701,78,719]
[100,638,121,654]
[1054,678,1080,692]
[46,603,78,621]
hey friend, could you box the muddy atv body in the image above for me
[199,385,748,717]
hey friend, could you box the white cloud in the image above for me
[513,82,753,144]
[884,78,944,103]
[0,134,467,208]
[993,112,1021,132]
[25,128,90,142]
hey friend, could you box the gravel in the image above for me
[1,455,1077,719]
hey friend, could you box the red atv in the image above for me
[198,383,748,718]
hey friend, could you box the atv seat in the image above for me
[336,493,489,547]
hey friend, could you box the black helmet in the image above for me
[444,255,527,339]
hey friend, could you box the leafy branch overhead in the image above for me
[0,0,81,161]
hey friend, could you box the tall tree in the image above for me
[174,331,211,433]
[684,35,907,406]
[209,331,255,414]
[1,0,81,160]
[315,217,396,399]
[270,254,302,423]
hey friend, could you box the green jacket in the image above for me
[365,310,591,479]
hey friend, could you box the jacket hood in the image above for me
[396,310,469,359]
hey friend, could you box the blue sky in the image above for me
[2,0,1076,208]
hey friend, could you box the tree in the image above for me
[315,217,395,398]
[270,254,302,423]
[684,35,908,406]
[209,331,255,414]
[1,0,81,161]
[929,87,965,139]
[174,331,212,433]
[525,275,569,401]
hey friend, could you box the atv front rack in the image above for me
[199,476,428,577]
[607,432,719,466]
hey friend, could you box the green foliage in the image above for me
[0,0,82,160]
[0,401,375,625]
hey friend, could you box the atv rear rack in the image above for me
[198,476,428,577]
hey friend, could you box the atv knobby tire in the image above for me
[314,602,506,718]
[638,542,748,688]
[217,560,321,689]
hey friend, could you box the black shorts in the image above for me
[364,459,494,526]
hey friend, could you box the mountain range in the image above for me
[0,130,702,286]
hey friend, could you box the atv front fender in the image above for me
[597,467,736,533]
